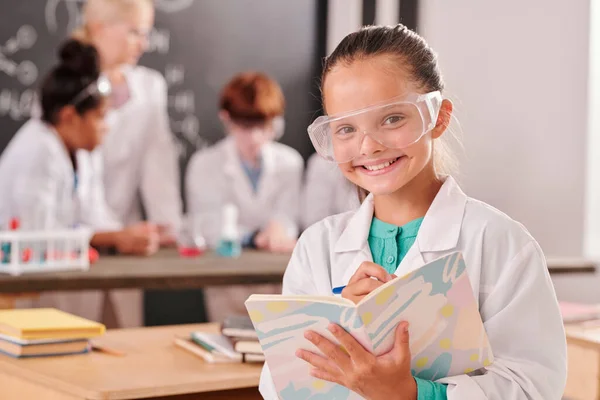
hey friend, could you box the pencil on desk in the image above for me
[174,337,207,359]
[90,343,126,357]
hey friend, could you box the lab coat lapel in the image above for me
[394,176,468,276]
[223,138,256,210]
[256,143,277,206]
[331,195,375,290]
[330,177,469,287]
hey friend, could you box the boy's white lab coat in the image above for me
[259,177,566,400]
[301,153,359,229]
[98,66,183,328]
[186,137,304,322]
[0,119,122,322]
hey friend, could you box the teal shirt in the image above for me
[368,217,423,275]
[368,217,448,400]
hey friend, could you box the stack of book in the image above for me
[0,308,105,358]
[221,315,264,362]
[174,315,264,363]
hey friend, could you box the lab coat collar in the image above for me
[334,176,467,254]
[223,136,276,183]
[41,121,73,171]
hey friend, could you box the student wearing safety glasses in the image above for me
[186,72,303,322]
[259,25,566,400]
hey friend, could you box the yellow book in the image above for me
[0,308,105,340]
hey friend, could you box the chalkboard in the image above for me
[0,0,324,166]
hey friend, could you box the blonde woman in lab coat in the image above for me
[0,39,159,322]
[186,72,303,322]
[72,0,181,233]
[259,25,566,400]
[71,0,183,326]
[301,152,359,229]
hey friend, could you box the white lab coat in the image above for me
[301,153,359,229]
[99,66,183,328]
[0,119,122,322]
[186,137,304,322]
[0,119,121,231]
[100,65,182,229]
[259,176,566,400]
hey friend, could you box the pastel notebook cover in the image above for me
[245,252,493,400]
[0,308,105,340]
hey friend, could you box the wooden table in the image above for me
[0,251,585,309]
[0,323,263,400]
[0,249,289,294]
[564,324,600,399]
[547,258,597,275]
[0,251,585,293]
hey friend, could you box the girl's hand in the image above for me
[341,262,395,304]
[297,322,417,400]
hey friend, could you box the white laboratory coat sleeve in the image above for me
[184,152,208,217]
[439,240,567,399]
[301,154,359,230]
[184,152,230,245]
[12,150,61,229]
[139,74,182,231]
[78,151,123,233]
[271,156,303,238]
[301,154,332,229]
[302,154,349,229]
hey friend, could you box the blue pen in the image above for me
[332,285,345,295]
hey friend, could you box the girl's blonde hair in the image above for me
[72,0,153,42]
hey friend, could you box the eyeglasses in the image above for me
[307,91,442,163]
[230,116,285,141]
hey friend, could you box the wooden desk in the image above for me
[0,323,263,400]
[547,258,597,275]
[565,324,600,399]
[0,249,289,294]
[0,251,586,295]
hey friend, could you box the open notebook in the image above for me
[245,252,493,400]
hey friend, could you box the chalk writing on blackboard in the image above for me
[45,0,81,33]
[0,89,37,121]
[0,25,39,86]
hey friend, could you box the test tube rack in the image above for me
[0,228,92,276]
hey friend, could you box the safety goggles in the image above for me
[70,75,112,106]
[230,116,285,141]
[307,91,442,163]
